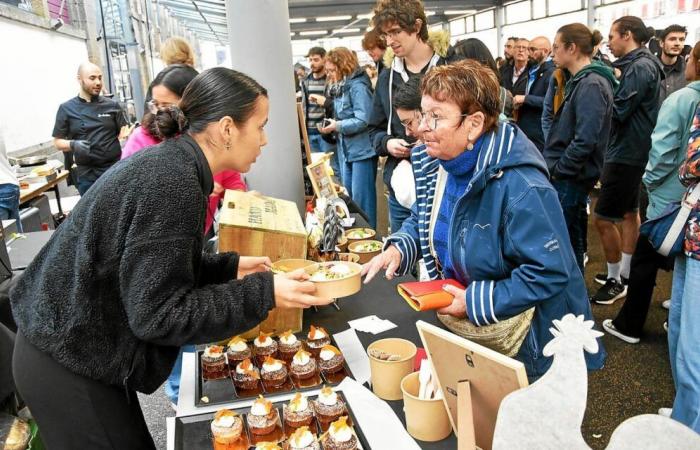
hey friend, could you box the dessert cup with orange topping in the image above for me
[320,416,357,450]
[277,330,302,362]
[312,386,346,427]
[253,332,278,365]
[201,345,228,380]
[283,393,315,428]
[260,356,288,388]
[247,395,280,436]
[232,358,261,391]
[211,409,248,450]
[284,426,320,450]
[317,345,344,374]
[226,336,251,368]
[305,326,330,357]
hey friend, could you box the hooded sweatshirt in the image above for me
[544,61,618,191]
[607,47,664,168]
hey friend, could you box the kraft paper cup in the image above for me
[367,338,417,400]
[401,372,451,442]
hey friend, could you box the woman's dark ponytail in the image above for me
[557,23,599,57]
[154,106,188,139]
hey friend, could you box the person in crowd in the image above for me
[603,41,700,344]
[514,36,555,150]
[448,38,514,120]
[52,62,129,196]
[544,24,616,272]
[501,38,534,97]
[122,64,247,406]
[160,36,195,67]
[362,29,388,75]
[11,68,333,447]
[498,36,518,81]
[0,136,21,232]
[495,56,505,70]
[300,46,340,176]
[657,25,688,106]
[362,60,605,379]
[364,64,379,89]
[319,48,378,228]
[591,16,663,305]
[369,0,446,233]
[541,67,568,143]
[667,99,700,433]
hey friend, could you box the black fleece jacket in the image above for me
[10,135,275,394]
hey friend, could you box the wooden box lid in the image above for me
[219,190,306,236]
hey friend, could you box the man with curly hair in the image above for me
[368,0,445,233]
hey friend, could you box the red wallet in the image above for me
[397,279,465,311]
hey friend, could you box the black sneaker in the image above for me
[591,278,627,305]
[594,273,629,286]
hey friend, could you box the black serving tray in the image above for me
[195,335,354,408]
[175,391,369,450]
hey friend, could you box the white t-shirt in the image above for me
[0,136,18,187]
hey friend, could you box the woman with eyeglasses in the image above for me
[362,60,605,379]
[319,47,378,228]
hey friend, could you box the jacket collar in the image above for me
[179,134,214,196]
[390,53,441,82]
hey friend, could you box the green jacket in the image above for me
[644,81,700,218]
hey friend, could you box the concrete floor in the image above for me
[51,178,676,449]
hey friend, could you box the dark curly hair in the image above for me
[372,0,429,42]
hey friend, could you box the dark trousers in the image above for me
[552,179,589,272]
[612,234,674,338]
[13,333,156,449]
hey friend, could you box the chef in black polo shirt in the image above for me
[52,62,129,195]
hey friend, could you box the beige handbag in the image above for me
[436,308,534,357]
[430,166,534,358]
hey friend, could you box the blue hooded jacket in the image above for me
[333,68,377,163]
[448,123,606,377]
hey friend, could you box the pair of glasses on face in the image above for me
[379,27,403,43]
[147,100,175,114]
[418,111,470,131]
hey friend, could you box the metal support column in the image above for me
[225,0,305,211]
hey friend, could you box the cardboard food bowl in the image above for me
[337,235,349,252]
[367,338,417,400]
[309,261,362,299]
[337,252,360,263]
[347,240,383,264]
[344,227,376,242]
[271,259,318,275]
[401,372,452,442]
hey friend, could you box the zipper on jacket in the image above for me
[122,343,142,403]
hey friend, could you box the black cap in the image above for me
[306,46,326,58]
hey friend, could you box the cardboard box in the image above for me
[218,191,306,337]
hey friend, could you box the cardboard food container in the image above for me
[337,234,349,252]
[347,240,382,264]
[344,227,376,242]
[401,372,452,442]
[337,253,360,263]
[308,261,362,299]
[367,338,417,400]
[271,259,318,275]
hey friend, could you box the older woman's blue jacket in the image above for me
[390,123,606,378]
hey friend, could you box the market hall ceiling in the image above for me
[160,0,500,43]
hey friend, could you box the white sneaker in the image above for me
[658,407,672,417]
[662,299,671,310]
[602,319,640,344]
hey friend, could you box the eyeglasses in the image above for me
[418,111,469,131]
[379,27,403,43]
[147,100,175,114]
[399,113,420,129]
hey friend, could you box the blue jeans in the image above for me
[551,180,588,272]
[388,193,411,234]
[76,177,95,196]
[0,184,22,232]
[341,157,378,229]
[164,345,196,404]
[669,256,700,432]
[308,131,340,179]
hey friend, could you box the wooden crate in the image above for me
[218,191,307,337]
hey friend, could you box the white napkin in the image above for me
[338,378,422,450]
[332,328,371,385]
[348,315,397,334]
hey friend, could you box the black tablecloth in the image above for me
[304,215,457,448]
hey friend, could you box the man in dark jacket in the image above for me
[498,36,518,82]
[592,17,663,305]
[368,0,445,233]
[656,24,688,106]
[52,62,129,195]
[514,36,555,150]
[501,38,535,96]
